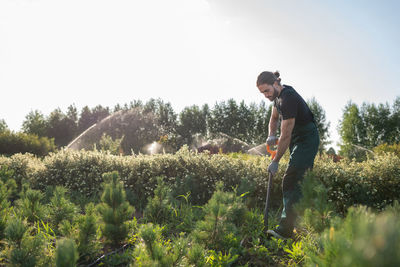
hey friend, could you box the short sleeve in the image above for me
[280,92,298,120]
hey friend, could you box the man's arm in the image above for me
[273,118,295,162]
[268,106,279,136]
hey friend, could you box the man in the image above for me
[257,71,319,239]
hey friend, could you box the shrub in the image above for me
[17,188,47,224]
[0,153,44,192]
[55,238,79,267]
[47,186,77,230]
[143,177,174,228]
[0,130,56,157]
[373,142,400,156]
[313,153,400,213]
[192,182,247,254]
[305,206,400,267]
[3,148,400,218]
[76,203,100,263]
[133,223,189,266]
[295,172,336,233]
[97,171,135,248]
[4,217,44,267]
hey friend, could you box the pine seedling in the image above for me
[76,203,100,263]
[295,172,335,233]
[133,223,188,266]
[0,178,16,239]
[17,188,47,224]
[48,186,77,230]
[4,217,44,267]
[143,177,174,226]
[55,238,78,267]
[192,182,247,253]
[97,171,135,248]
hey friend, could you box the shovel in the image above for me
[264,143,277,230]
[264,171,274,230]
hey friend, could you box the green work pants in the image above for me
[277,122,319,235]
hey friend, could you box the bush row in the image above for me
[1,148,399,213]
[0,131,56,157]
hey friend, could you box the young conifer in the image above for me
[97,171,134,248]
[4,217,44,267]
[76,203,100,262]
[55,238,79,267]
[48,186,77,230]
[192,182,247,253]
[17,188,46,224]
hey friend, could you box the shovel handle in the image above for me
[264,171,273,229]
[266,140,279,160]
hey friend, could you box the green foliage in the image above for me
[193,182,247,253]
[143,177,174,228]
[133,223,188,266]
[373,142,400,156]
[144,178,200,235]
[5,217,27,246]
[307,97,331,154]
[76,203,100,262]
[0,119,8,133]
[55,238,78,267]
[314,153,400,213]
[4,217,44,267]
[176,104,208,146]
[187,243,207,267]
[47,106,79,147]
[2,148,400,220]
[305,206,400,267]
[295,172,335,233]
[78,105,110,133]
[48,186,77,230]
[97,133,124,155]
[22,110,49,137]
[17,188,47,224]
[338,98,400,160]
[97,171,135,248]
[0,130,56,157]
[0,166,17,212]
[207,99,272,145]
[205,250,239,266]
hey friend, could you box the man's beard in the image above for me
[268,87,279,101]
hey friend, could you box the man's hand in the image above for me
[266,135,278,146]
[268,161,279,175]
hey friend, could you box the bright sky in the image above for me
[1,0,399,149]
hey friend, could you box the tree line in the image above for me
[2,96,399,158]
[0,98,331,155]
[338,97,400,159]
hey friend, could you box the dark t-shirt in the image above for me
[274,85,314,126]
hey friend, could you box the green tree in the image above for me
[55,238,78,267]
[307,97,331,155]
[0,131,56,156]
[338,98,400,160]
[338,102,367,159]
[21,110,48,137]
[78,105,110,134]
[390,97,400,143]
[208,99,242,140]
[0,119,9,133]
[144,98,177,135]
[97,171,135,248]
[177,105,207,145]
[46,107,78,147]
[251,101,272,145]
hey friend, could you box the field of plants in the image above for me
[0,148,399,266]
